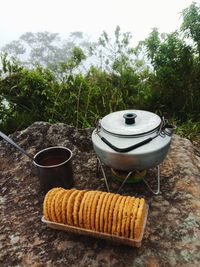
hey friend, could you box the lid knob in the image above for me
[123,113,137,125]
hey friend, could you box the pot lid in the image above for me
[100,110,161,136]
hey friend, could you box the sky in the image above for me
[0,0,197,47]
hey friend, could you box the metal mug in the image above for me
[33,146,73,193]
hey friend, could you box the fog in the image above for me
[0,0,195,47]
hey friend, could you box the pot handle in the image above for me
[95,116,172,153]
[100,136,153,153]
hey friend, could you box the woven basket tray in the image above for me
[41,205,148,247]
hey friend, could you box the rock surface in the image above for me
[0,122,200,267]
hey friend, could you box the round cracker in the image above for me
[82,191,92,229]
[129,198,140,239]
[61,189,76,224]
[43,189,54,220]
[51,188,65,222]
[78,191,89,228]
[121,196,132,237]
[85,191,96,230]
[54,190,67,223]
[107,193,120,234]
[82,191,91,228]
[133,198,146,239]
[116,195,127,236]
[103,193,115,233]
[73,190,87,227]
[43,187,62,220]
[99,192,110,233]
[47,188,63,221]
[111,195,123,235]
[124,196,137,238]
[66,190,80,225]
[95,192,107,232]
[90,191,102,231]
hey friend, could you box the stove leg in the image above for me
[96,159,161,195]
[143,165,160,195]
[116,171,133,194]
[97,158,110,192]
[96,158,100,178]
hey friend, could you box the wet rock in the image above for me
[0,122,200,266]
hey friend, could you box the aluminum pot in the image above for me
[92,110,175,171]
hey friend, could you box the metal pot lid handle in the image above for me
[123,113,137,125]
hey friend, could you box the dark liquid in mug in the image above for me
[39,155,67,166]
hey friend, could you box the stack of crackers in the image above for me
[43,187,147,240]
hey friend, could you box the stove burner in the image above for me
[111,169,147,184]
[96,157,161,195]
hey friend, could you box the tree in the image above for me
[20,31,61,66]
[1,40,25,58]
[89,26,151,108]
[90,26,135,72]
[144,28,161,64]
[1,31,91,69]
[181,2,200,59]
[144,30,195,119]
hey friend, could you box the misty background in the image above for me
[1,0,200,138]
[0,0,195,69]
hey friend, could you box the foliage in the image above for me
[175,119,200,140]
[181,2,200,57]
[0,2,200,142]
[144,31,197,119]
[144,28,161,64]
